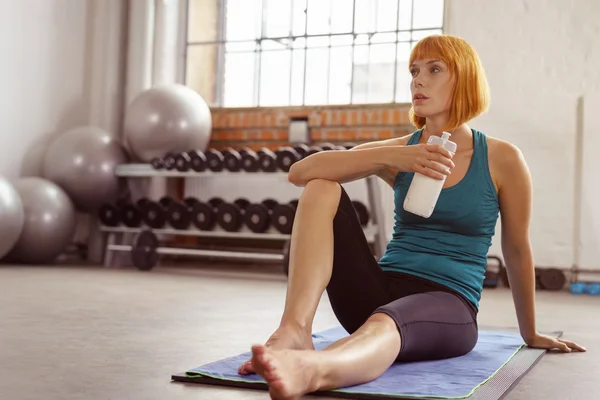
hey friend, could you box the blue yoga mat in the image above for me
[179,326,531,399]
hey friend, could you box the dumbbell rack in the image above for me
[100,164,388,269]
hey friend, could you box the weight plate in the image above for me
[189,150,207,172]
[234,198,250,210]
[174,153,191,172]
[120,204,143,228]
[258,149,277,172]
[183,197,200,207]
[351,201,370,226]
[208,197,224,209]
[98,203,120,226]
[262,199,278,210]
[342,142,357,150]
[190,201,217,230]
[293,144,310,159]
[223,149,243,172]
[163,153,176,170]
[244,204,270,233]
[137,198,151,208]
[216,202,243,232]
[140,201,167,229]
[150,157,164,169]
[131,230,159,271]
[271,204,296,234]
[206,149,225,172]
[166,201,191,230]
[306,146,322,156]
[319,142,336,151]
[538,268,566,291]
[275,147,300,172]
[241,150,260,172]
[289,199,299,210]
[159,196,173,208]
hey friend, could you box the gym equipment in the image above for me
[120,201,144,228]
[150,157,164,169]
[244,199,275,233]
[275,147,301,172]
[483,255,504,288]
[139,198,172,229]
[271,200,298,234]
[173,326,561,400]
[306,145,322,157]
[257,148,277,172]
[131,230,159,271]
[342,142,357,150]
[205,149,225,172]
[216,198,250,232]
[538,268,566,291]
[239,148,260,172]
[569,281,587,295]
[586,282,600,295]
[123,84,212,162]
[42,126,128,212]
[166,200,193,230]
[163,152,177,170]
[351,201,370,226]
[5,177,76,264]
[0,175,24,260]
[222,148,243,172]
[189,150,208,172]
[319,142,336,151]
[98,201,122,227]
[174,152,192,172]
[292,143,310,159]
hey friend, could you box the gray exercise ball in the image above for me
[123,84,212,162]
[6,177,76,264]
[42,126,128,213]
[0,176,24,260]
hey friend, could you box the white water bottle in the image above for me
[403,131,457,218]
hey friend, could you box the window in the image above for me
[185,0,444,107]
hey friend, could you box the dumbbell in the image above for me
[163,153,177,170]
[351,201,370,227]
[138,196,173,229]
[221,148,243,172]
[257,148,278,172]
[275,146,301,172]
[188,150,208,172]
[216,198,251,232]
[173,152,192,172]
[98,198,130,227]
[306,145,323,157]
[292,143,310,159]
[271,200,298,234]
[205,149,225,172]
[318,142,336,151]
[244,199,278,233]
[119,198,152,228]
[165,199,194,230]
[185,197,223,231]
[239,148,260,172]
[342,142,357,150]
[150,157,165,170]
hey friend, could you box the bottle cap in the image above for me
[426,131,457,154]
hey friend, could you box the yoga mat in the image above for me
[172,327,561,400]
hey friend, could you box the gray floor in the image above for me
[0,263,597,400]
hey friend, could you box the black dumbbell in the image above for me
[205,149,225,172]
[257,148,277,172]
[239,148,260,172]
[244,199,279,233]
[166,199,193,230]
[189,150,208,172]
[333,145,347,151]
[216,198,251,232]
[318,142,336,151]
[306,145,323,157]
[163,153,177,170]
[139,197,173,229]
[174,152,192,172]
[292,144,310,159]
[351,201,370,227]
[98,198,129,227]
[342,142,357,150]
[222,148,243,172]
[120,198,151,228]
[150,157,164,170]
[185,197,223,231]
[275,146,301,172]
[271,200,298,234]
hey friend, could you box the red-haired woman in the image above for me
[238,34,585,399]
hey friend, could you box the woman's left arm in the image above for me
[495,142,586,353]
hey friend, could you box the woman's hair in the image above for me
[408,34,490,131]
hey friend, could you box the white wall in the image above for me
[445,0,600,269]
[0,0,92,179]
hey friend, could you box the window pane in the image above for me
[264,0,292,38]
[293,37,306,49]
[397,0,413,31]
[395,41,412,102]
[330,0,353,34]
[376,0,399,32]
[261,38,291,50]
[304,48,329,104]
[397,31,411,42]
[186,44,219,105]
[187,0,220,43]
[225,0,262,41]
[307,0,331,35]
[225,41,257,52]
[328,46,352,104]
[259,50,291,106]
[352,45,370,103]
[307,36,330,48]
[413,0,444,29]
[371,32,397,44]
[292,0,307,36]
[290,49,306,105]
[412,29,443,41]
[222,52,256,107]
[330,34,353,46]
[367,43,396,103]
[354,0,375,34]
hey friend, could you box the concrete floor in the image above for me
[0,263,597,400]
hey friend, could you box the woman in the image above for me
[238,34,585,400]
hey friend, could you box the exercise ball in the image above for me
[0,176,24,260]
[42,126,128,213]
[6,177,76,264]
[123,84,212,162]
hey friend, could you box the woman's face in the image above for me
[409,58,455,120]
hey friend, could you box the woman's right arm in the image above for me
[287,136,454,187]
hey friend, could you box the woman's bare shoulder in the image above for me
[485,135,528,191]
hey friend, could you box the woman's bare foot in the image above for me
[238,324,314,375]
[251,344,322,400]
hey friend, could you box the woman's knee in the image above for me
[299,179,342,210]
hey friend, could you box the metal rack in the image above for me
[101,164,388,268]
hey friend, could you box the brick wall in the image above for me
[207,104,415,151]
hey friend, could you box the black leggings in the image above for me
[326,186,479,363]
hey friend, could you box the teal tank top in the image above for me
[378,128,499,309]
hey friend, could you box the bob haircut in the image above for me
[408,34,490,131]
